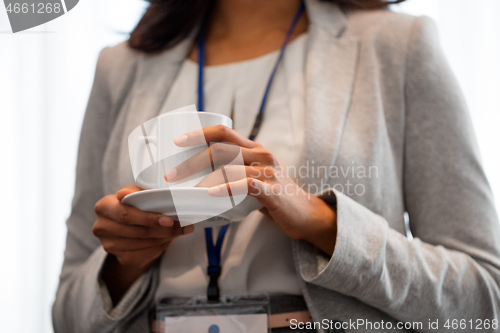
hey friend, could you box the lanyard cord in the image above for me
[198,0,305,140]
[198,0,305,302]
[205,225,229,301]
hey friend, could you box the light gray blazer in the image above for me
[53,0,500,332]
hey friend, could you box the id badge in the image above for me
[154,293,270,333]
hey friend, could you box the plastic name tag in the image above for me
[155,294,270,333]
[164,314,267,332]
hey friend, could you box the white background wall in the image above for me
[0,1,499,332]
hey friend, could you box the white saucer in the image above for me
[122,187,262,227]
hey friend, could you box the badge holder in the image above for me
[154,293,271,333]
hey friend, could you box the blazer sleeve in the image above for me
[295,16,500,330]
[52,46,158,333]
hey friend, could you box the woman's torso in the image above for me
[98,4,416,329]
[153,33,308,299]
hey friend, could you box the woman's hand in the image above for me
[92,185,194,304]
[164,125,338,255]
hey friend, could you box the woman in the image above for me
[53,0,500,332]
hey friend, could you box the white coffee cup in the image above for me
[129,111,233,190]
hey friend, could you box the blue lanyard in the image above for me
[198,0,305,301]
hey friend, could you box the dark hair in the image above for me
[129,0,406,54]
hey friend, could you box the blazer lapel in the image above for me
[123,36,195,136]
[115,36,195,189]
[301,0,359,186]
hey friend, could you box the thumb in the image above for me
[116,185,142,201]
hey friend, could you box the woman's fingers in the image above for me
[207,178,280,209]
[92,216,192,239]
[196,165,250,188]
[165,125,279,183]
[165,142,241,182]
[165,144,278,183]
[94,185,197,270]
[207,178,262,197]
[100,236,171,252]
[116,185,143,201]
[96,195,174,227]
[174,125,257,149]
[196,165,276,188]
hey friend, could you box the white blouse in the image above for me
[155,33,308,300]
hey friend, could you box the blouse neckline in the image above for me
[185,32,308,70]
